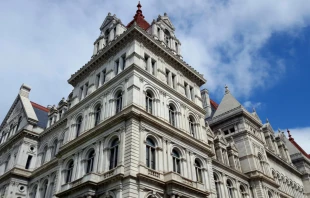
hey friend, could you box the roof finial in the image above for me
[225,85,230,94]
[266,118,269,123]
[287,129,292,139]
[137,1,142,11]
[252,107,256,112]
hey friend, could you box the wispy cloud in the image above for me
[1,0,310,122]
[243,101,262,110]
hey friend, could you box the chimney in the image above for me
[19,84,31,98]
[201,89,212,118]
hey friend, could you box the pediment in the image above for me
[100,14,119,31]
[157,15,175,30]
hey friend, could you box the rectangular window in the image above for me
[144,54,149,70]
[151,60,156,75]
[25,155,32,169]
[115,60,119,75]
[96,73,100,88]
[122,54,126,70]
[79,86,84,100]
[157,28,160,38]
[190,86,194,100]
[84,82,89,97]
[184,82,188,96]
[102,69,106,84]
[172,74,176,88]
[166,69,170,85]
[175,43,178,53]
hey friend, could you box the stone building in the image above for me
[0,2,309,198]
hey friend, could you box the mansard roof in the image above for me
[126,2,150,30]
[31,102,49,129]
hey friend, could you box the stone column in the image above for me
[168,71,172,86]
[115,23,121,37]
[167,141,172,172]
[162,138,167,173]
[147,57,152,73]
[94,143,100,173]
[109,28,114,42]
[186,84,190,99]
[119,57,124,73]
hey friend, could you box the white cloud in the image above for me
[1,0,310,122]
[284,127,310,153]
[243,101,262,110]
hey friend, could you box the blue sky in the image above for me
[0,0,310,152]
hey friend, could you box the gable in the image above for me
[100,14,119,31]
[157,14,175,30]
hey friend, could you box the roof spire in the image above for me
[225,85,230,94]
[126,1,150,30]
[136,1,143,16]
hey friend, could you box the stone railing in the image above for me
[148,169,160,178]
[103,169,115,178]
[138,165,164,180]
[163,172,205,191]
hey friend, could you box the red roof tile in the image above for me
[210,99,219,109]
[126,2,151,31]
[31,101,49,113]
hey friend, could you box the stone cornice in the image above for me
[0,167,32,184]
[29,158,58,178]
[68,24,206,87]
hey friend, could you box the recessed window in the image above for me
[86,150,95,174]
[145,91,154,114]
[109,139,119,170]
[194,159,203,183]
[168,104,176,127]
[146,138,156,170]
[172,149,181,174]
[25,155,32,169]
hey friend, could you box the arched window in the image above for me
[66,160,74,183]
[194,159,203,183]
[240,185,247,198]
[164,29,171,46]
[268,191,273,198]
[31,185,38,198]
[145,91,154,114]
[226,180,234,198]
[172,149,181,174]
[86,149,95,174]
[109,139,119,170]
[168,104,176,127]
[48,176,56,198]
[115,91,123,113]
[214,174,221,198]
[258,154,264,173]
[16,116,22,132]
[41,146,48,165]
[146,138,156,169]
[76,116,83,137]
[41,180,48,198]
[94,105,101,126]
[51,139,58,157]
[188,116,195,137]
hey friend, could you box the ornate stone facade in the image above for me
[0,3,309,198]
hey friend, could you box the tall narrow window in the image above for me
[16,116,22,132]
[172,74,176,89]
[51,139,58,157]
[109,139,119,170]
[194,159,203,183]
[25,155,32,169]
[122,54,126,70]
[102,69,106,84]
[8,124,14,138]
[66,161,74,183]
[190,86,194,100]
[164,29,170,46]
[41,180,48,198]
[166,69,170,85]
[76,116,83,137]
[115,92,123,113]
[145,91,154,114]
[151,60,156,75]
[258,154,264,173]
[214,174,221,198]
[41,146,48,165]
[86,150,95,174]
[5,155,10,171]
[268,191,273,198]
[227,180,234,198]
[31,185,38,198]
[79,86,84,100]
[94,105,101,126]
[84,83,89,97]
[115,60,119,75]
[189,116,195,137]
[168,104,176,127]
[172,149,181,174]
[96,73,101,88]
[157,28,161,38]
[146,138,156,170]
[240,186,247,198]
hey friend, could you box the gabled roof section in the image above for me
[0,84,39,131]
[157,13,175,30]
[100,13,120,31]
[210,99,219,110]
[126,2,150,31]
[213,86,242,118]
[251,108,262,123]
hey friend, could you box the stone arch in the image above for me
[144,191,161,198]
[143,84,159,100]
[166,98,180,112]
[144,132,162,148]
[170,144,185,158]
[103,132,121,148]
[193,155,207,168]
